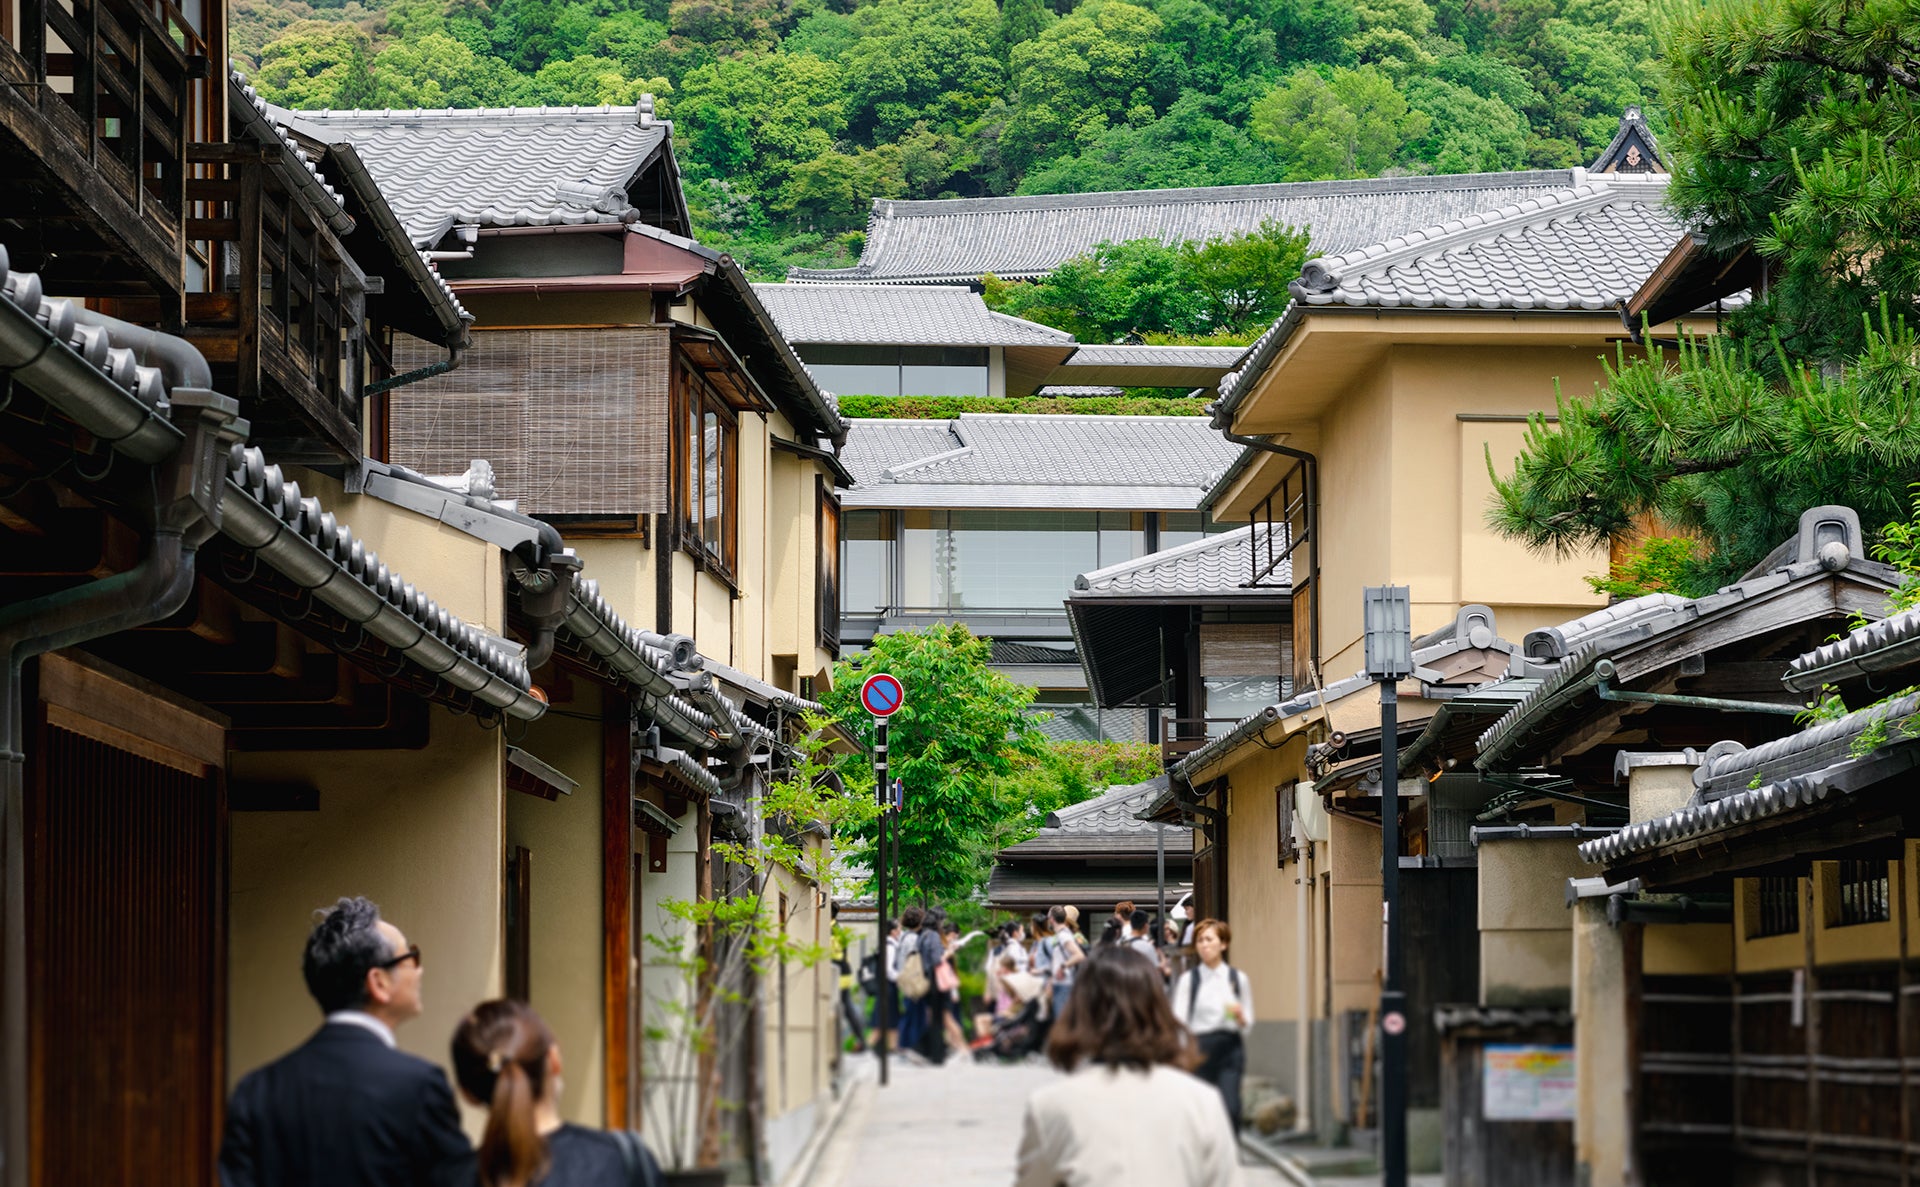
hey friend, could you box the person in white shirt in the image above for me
[1170,918,1252,1128]
[1005,920,1031,974]
[1017,946,1240,1187]
[1124,909,1166,977]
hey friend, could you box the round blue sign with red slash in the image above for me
[860,672,905,718]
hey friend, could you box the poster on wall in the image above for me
[1483,1044,1576,1121]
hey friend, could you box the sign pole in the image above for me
[858,671,905,1090]
[873,716,889,1087]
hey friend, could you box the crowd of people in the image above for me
[224,892,1252,1187]
[857,897,1257,1185]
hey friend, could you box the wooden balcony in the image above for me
[0,0,212,300]
[102,143,369,464]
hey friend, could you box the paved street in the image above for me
[802,1054,1295,1187]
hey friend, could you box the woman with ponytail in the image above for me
[447,1000,662,1187]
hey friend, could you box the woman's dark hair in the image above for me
[1047,947,1196,1073]
[901,906,925,930]
[1098,918,1124,947]
[1031,913,1050,935]
[940,920,958,936]
[302,896,390,1013]
[452,1000,557,1187]
[926,906,947,926]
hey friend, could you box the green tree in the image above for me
[1345,0,1436,79]
[837,0,1005,143]
[255,21,376,109]
[999,0,1164,175]
[1180,219,1313,332]
[822,625,1048,907]
[674,52,846,195]
[1489,0,1920,584]
[1017,91,1285,194]
[1249,65,1429,179]
[1662,0,1920,364]
[368,33,518,107]
[513,55,667,105]
[1404,75,1528,172]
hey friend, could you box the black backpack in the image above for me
[1184,963,1244,1020]
[858,951,882,996]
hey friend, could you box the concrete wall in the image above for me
[507,685,607,1126]
[227,709,506,1138]
[1571,900,1631,1187]
[1477,838,1587,1008]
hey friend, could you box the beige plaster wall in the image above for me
[1224,745,1308,1023]
[1642,924,1732,976]
[506,690,607,1126]
[765,448,805,663]
[1477,838,1586,1006]
[1307,357,1396,676]
[1733,877,1809,974]
[1571,900,1631,1187]
[573,537,656,635]
[733,414,770,681]
[763,861,832,1122]
[227,709,506,1138]
[1328,812,1382,1016]
[294,468,504,630]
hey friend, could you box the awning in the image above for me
[985,865,1190,913]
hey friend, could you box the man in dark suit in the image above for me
[219,896,471,1186]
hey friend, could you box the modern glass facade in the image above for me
[799,345,992,398]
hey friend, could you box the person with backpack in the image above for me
[1042,905,1085,1023]
[444,999,663,1187]
[862,918,901,1054]
[895,907,930,1057]
[915,908,952,1064]
[1170,919,1252,1129]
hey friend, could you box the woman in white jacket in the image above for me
[1015,946,1241,1187]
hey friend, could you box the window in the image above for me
[841,510,895,616]
[1827,861,1891,928]
[676,355,736,574]
[896,510,1143,613]
[818,481,841,651]
[1157,511,1225,552]
[1277,785,1299,866]
[1745,876,1801,938]
[798,345,990,398]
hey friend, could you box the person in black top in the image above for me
[220,896,470,1187]
[445,999,663,1187]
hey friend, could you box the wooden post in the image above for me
[603,699,635,1130]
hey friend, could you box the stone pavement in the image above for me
[799,1053,1294,1187]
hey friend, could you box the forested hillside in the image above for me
[241,0,1661,278]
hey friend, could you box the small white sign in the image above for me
[1483,1044,1575,1121]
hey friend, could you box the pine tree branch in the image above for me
[1669,448,1755,476]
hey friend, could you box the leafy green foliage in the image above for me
[642,722,877,1169]
[1584,536,1707,598]
[833,393,1211,417]
[1662,0,1920,364]
[1489,0,1920,586]
[244,0,1664,280]
[982,220,1311,339]
[822,625,1049,908]
[1488,310,1920,589]
[1870,485,1920,615]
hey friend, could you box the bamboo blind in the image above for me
[391,327,670,515]
[1199,622,1291,678]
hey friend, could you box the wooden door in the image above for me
[27,657,226,1187]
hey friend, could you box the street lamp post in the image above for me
[1362,586,1412,1187]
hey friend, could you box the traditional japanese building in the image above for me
[987,775,1192,919]
[268,98,851,1180]
[837,413,1243,740]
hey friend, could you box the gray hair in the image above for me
[302,896,392,1013]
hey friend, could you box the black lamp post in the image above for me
[1362,586,1411,1187]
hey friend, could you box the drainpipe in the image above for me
[1295,804,1313,1134]
[0,379,240,1187]
[509,549,582,671]
[1593,658,1801,717]
[69,307,212,390]
[367,341,465,396]
[1222,432,1320,682]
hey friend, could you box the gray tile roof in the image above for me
[232,68,351,235]
[752,283,1074,347]
[1064,344,1247,369]
[1072,523,1287,597]
[840,414,1243,511]
[1048,775,1171,834]
[269,102,672,248]
[1038,385,1125,397]
[1784,605,1920,691]
[1578,694,1920,867]
[791,169,1587,285]
[1290,178,1676,311]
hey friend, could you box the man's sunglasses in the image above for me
[374,944,422,971]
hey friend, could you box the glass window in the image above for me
[901,346,990,398]
[677,357,735,572]
[1158,511,1225,552]
[841,510,894,616]
[945,510,1098,611]
[807,362,902,397]
[818,485,842,648]
[1098,512,1147,567]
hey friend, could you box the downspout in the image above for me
[1222,432,1320,682]
[1295,803,1312,1135]
[366,341,465,396]
[69,307,212,389]
[1593,659,1801,717]
[0,377,239,1187]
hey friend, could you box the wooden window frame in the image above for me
[673,352,739,583]
[817,478,842,654]
[1277,783,1299,866]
